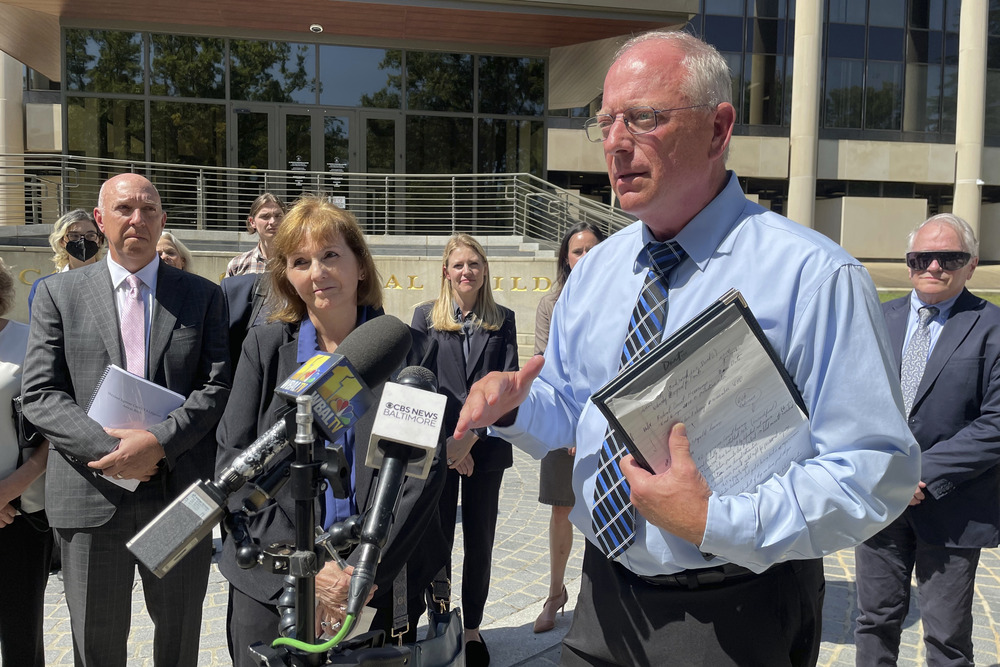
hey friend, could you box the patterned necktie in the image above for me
[900,305,938,415]
[592,240,685,559]
[121,274,146,377]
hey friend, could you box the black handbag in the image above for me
[411,576,464,667]
[11,394,43,450]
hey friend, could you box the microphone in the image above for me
[346,365,446,618]
[127,315,412,578]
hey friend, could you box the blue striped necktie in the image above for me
[591,240,686,559]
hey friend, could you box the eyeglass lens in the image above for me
[905,251,971,271]
[66,232,100,242]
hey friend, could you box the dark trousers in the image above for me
[561,540,825,667]
[855,517,980,667]
[0,513,53,666]
[57,487,212,667]
[437,466,504,629]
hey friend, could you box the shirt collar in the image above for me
[296,306,373,364]
[107,253,159,293]
[909,289,960,322]
[636,171,744,276]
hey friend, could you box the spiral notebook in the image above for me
[86,364,185,491]
[591,289,811,497]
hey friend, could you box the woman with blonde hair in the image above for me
[157,231,193,271]
[29,208,105,313]
[410,233,518,666]
[216,197,447,665]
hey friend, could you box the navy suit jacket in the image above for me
[410,302,518,472]
[883,288,1000,547]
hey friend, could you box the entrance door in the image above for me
[231,104,277,227]
[358,111,403,232]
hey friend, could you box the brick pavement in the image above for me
[19,446,1000,666]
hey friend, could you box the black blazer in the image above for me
[215,315,449,615]
[410,302,518,472]
[883,288,1000,548]
[221,273,271,373]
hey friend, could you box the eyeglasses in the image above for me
[905,251,972,271]
[65,232,101,243]
[583,105,712,142]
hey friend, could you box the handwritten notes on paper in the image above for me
[600,302,810,497]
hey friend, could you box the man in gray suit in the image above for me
[21,173,231,666]
[855,213,1000,666]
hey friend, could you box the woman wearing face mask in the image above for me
[225,193,287,277]
[531,221,605,634]
[157,232,193,271]
[28,209,105,313]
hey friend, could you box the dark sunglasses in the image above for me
[905,251,971,272]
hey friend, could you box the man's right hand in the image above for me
[454,354,545,440]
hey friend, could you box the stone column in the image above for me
[786,0,823,228]
[0,51,26,226]
[953,0,988,234]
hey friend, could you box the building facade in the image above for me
[1,0,998,259]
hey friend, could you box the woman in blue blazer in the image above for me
[411,234,518,666]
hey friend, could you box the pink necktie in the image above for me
[121,274,146,377]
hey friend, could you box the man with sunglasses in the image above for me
[854,214,1000,667]
[457,29,919,666]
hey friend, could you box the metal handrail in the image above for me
[0,154,634,244]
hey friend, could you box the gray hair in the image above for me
[907,213,979,258]
[159,231,194,271]
[615,30,733,109]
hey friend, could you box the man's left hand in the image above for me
[621,422,711,546]
[87,428,165,481]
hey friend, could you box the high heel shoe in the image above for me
[533,585,569,633]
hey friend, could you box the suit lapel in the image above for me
[883,298,909,370]
[84,263,125,368]
[912,289,981,412]
[148,264,179,379]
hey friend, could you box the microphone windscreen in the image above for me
[396,365,438,392]
[337,315,412,388]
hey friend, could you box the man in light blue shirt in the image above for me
[456,30,920,666]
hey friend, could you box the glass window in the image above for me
[67,97,145,160]
[910,0,944,29]
[150,35,224,99]
[748,18,785,54]
[987,69,1000,139]
[150,101,226,165]
[865,61,903,130]
[828,0,865,24]
[990,36,1000,70]
[944,32,959,65]
[405,116,473,173]
[406,52,473,112]
[27,68,59,91]
[742,54,786,125]
[825,58,864,128]
[827,24,866,59]
[941,63,958,133]
[992,0,1000,35]
[705,15,745,51]
[945,0,961,32]
[230,40,316,103]
[902,63,941,132]
[478,119,543,175]
[706,0,744,16]
[320,46,401,108]
[722,52,744,113]
[870,0,905,27]
[746,0,785,19]
[478,56,545,115]
[868,27,905,61]
[65,29,144,94]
